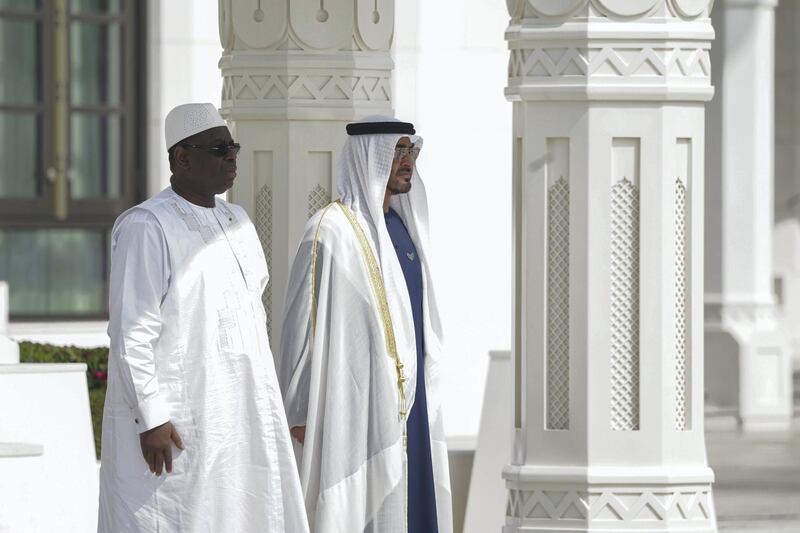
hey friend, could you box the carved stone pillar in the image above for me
[705,0,793,432]
[503,1,717,531]
[218,0,394,348]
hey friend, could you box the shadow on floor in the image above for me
[708,420,800,532]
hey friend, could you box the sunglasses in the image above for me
[394,145,421,160]
[180,141,241,157]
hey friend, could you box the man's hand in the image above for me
[139,421,184,476]
[290,426,306,445]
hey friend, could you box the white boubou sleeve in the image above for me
[107,210,171,432]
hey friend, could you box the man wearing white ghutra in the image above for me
[279,116,453,533]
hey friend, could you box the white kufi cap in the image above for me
[164,103,227,150]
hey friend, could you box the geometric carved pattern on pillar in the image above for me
[507,47,711,80]
[610,178,640,431]
[504,1,715,104]
[308,184,331,219]
[547,177,570,430]
[675,178,689,430]
[256,184,273,340]
[506,486,713,523]
[223,74,391,105]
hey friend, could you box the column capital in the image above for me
[507,0,715,21]
[218,0,394,120]
[505,1,715,102]
[218,0,394,54]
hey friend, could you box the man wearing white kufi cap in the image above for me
[278,116,453,532]
[98,103,308,533]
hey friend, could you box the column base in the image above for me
[705,302,794,432]
[503,465,716,532]
[739,413,794,432]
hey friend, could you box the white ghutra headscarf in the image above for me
[337,116,445,408]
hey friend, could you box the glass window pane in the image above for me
[70,113,120,198]
[0,229,47,313]
[70,0,120,14]
[46,229,106,313]
[0,112,40,198]
[0,18,40,105]
[0,0,39,10]
[0,228,106,315]
[70,21,120,106]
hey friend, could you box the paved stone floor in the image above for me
[708,420,800,532]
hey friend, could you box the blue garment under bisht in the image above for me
[384,207,439,533]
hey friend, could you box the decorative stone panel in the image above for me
[675,178,689,430]
[547,177,570,430]
[610,178,641,432]
[256,184,273,339]
[308,184,331,219]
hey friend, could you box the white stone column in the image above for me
[219,0,394,349]
[705,0,793,431]
[503,1,717,531]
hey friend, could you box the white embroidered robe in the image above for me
[98,187,308,533]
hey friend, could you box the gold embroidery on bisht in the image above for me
[309,200,408,422]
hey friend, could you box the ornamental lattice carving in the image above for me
[508,47,711,80]
[547,177,570,430]
[308,184,330,219]
[675,178,689,430]
[506,487,713,523]
[221,73,391,104]
[256,184,273,339]
[610,178,640,432]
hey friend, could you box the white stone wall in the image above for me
[395,0,512,439]
[146,0,223,196]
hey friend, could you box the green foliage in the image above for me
[18,341,108,458]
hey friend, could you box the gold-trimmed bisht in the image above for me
[309,200,408,423]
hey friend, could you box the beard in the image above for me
[387,175,412,195]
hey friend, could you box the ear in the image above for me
[174,146,191,171]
